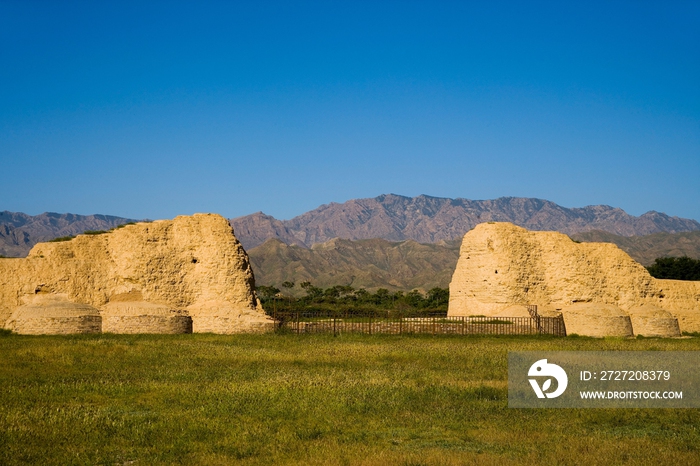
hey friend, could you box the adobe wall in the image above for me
[0,214,273,334]
[448,222,700,335]
[101,300,192,334]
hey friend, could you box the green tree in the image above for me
[324,286,341,299]
[353,288,370,302]
[647,257,700,281]
[374,288,390,306]
[426,287,449,306]
[300,281,323,300]
[256,285,280,301]
[404,289,424,308]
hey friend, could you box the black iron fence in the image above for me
[272,309,566,337]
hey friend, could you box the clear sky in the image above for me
[1,1,698,221]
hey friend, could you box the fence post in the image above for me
[333,316,337,337]
[369,314,372,335]
[296,311,300,334]
[560,315,567,337]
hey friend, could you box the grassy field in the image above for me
[1,332,699,465]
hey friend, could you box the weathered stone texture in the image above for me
[560,303,634,337]
[0,214,273,334]
[101,301,192,334]
[5,294,101,335]
[652,279,700,334]
[627,304,681,338]
[448,222,700,335]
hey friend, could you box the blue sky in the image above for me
[1,1,698,221]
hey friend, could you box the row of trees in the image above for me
[646,256,700,281]
[256,282,449,315]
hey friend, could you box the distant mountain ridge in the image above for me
[247,237,462,293]
[4,194,699,260]
[231,194,700,249]
[0,211,138,257]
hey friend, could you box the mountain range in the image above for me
[230,194,700,250]
[0,211,137,257]
[3,194,700,292]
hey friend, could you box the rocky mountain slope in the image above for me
[247,237,461,293]
[248,230,700,292]
[4,194,699,266]
[231,194,700,249]
[0,211,138,257]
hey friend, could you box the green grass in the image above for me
[36,223,138,245]
[1,334,699,465]
[113,222,137,229]
[48,235,75,242]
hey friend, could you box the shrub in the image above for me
[112,222,137,230]
[647,256,700,281]
[48,236,75,242]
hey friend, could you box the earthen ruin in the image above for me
[0,214,273,334]
[5,294,102,335]
[448,222,700,337]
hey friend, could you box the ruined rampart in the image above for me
[1,214,273,334]
[448,222,699,336]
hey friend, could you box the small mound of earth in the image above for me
[561,303,633,337]
[101,301,192,334]
[6,294,101,335]
[627,304,681,338]
[187,301,276,334]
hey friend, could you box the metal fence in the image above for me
[273,309,566,337]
